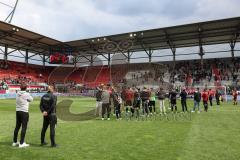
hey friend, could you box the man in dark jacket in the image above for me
[141,87,150,115]
[40,85,58,147]
[180,89,188,112]
[192,88,201,113]
[169,89,177,112]
[133,88,141,118]
[112,87,122,120]
[215,90,221,110]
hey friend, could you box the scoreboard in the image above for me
[50,52,73,64]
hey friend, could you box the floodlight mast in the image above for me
[1,0,19,23]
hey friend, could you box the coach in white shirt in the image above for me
[12,83,33,148]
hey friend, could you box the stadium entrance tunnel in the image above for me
[57,100,96,121]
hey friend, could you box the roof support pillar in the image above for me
[25,49,29,69]
[127,51,131,63]
[4,44,8,62]
[140,42,152,62]
[198,26,204,70]
[230,40,236,61]
[172,48,176,69]
[120,51,132,63]
[108,53,111,67]
[165,30,176,69]
[74,56,77,68]
[90,55,94,66]
[42,54,46,68]
[199,45,204,70]
[148,49,153,63]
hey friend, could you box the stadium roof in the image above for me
[0,16,240,56]
[0,20,62,55]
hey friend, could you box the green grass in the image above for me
[0,97,240,160]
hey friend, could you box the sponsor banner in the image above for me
[0,93,45,99]
[55,92,95,97]
[0,92,94,99]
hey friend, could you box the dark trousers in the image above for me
[171,100,177,111]
[209,96,213,106]
[130,108,135,116]
[216,98,220,105]
[126,106,134,114]
[233,98,237,105]
[149,101,156,113]
[181,100,188,112]
[133,108,140,118]
[153,104,156,113]
[102,103,110,118]
[133,101,140,118]
[13,111,29,144]
[115,104,121,119]
[203,101,208,112]
[41,114,57,146]
[142,100,149,115]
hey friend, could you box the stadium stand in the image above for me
[83,66,104,83]
[1,57,239,93]
[65,68,85,83]
[0,60,51,93]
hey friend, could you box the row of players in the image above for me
[95,85,238,120]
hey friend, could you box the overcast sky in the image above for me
[0,0,240,65]
[0,0,240,42]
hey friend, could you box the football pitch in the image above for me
[0,97,240,160]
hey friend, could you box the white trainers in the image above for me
[12,142,19,147]
[19,142,30,148]
[107,118,110,121]
[101,118,105,121]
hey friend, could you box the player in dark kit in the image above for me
[169,89,177,112]
[95,86,103,117]
[112,87,122,120]
[215,90,221,111]
[133,88,141,118]
[141,87,150,115]
[180,89,188,112]
[40,86,58,147]
[215,90,221,105]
